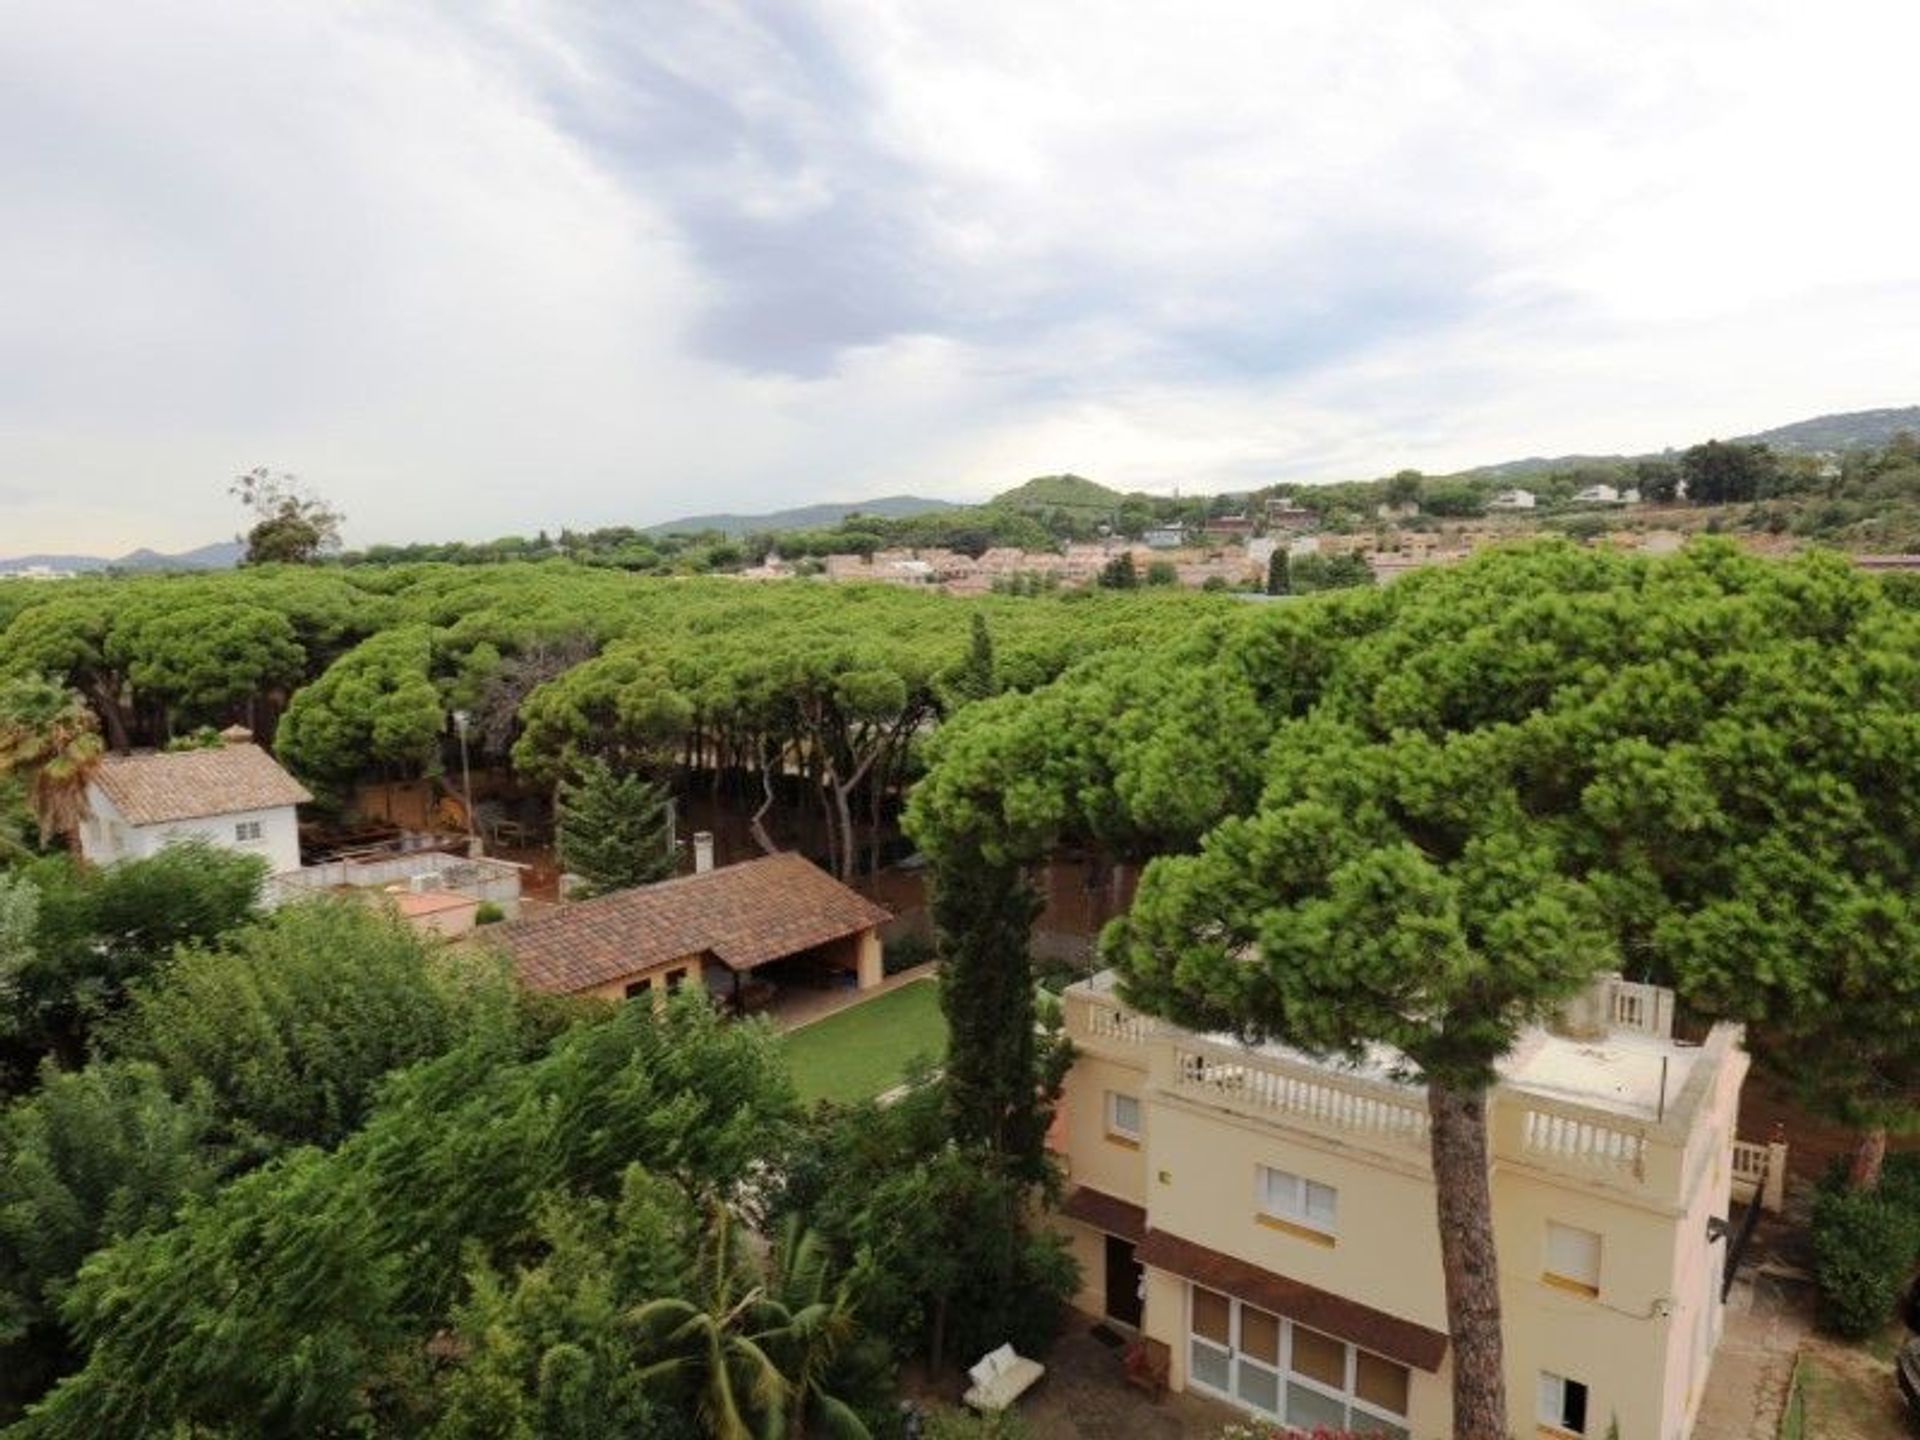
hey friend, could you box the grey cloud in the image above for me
[498,4,943,373]
[491,4,1511,385]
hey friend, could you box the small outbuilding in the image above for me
[495,851,892,1012]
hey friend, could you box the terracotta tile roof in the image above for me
[1133,1227,1449,1373]
[1061,1186,1147,1244]
[91,743,312,826]
[497,852,892,995]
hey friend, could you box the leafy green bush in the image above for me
[1809,1180,1920,1338]
[882,933,932,977]
[472,901,504,926]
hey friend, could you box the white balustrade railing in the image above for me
[1521,1105,1647,1178]
[1081,998,1155,1046]
[1604,978,1674,1038]
[1730,1138,1788,1213]
[1171,1045,1430,1148]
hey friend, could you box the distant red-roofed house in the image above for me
[492,851,892,1008]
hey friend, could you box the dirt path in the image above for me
[1696,1272,1813,1439]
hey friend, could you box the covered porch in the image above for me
[700,928,882,1019]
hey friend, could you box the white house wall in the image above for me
[80,783,301,874]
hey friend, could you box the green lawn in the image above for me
[781,979,946,1105]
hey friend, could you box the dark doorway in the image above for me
[1104,1234,1144,1328]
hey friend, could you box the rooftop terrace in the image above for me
[1066,970,1746,1209]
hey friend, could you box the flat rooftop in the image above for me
[1500,1027,1702,1122]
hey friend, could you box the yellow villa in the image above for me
[1054,970,1764,1439]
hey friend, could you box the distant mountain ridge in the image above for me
[1446,406,1920,483]
[1738,406,1920,453]
[12,406,1917,565]
[644,494,958,536]
[0,540,243,574]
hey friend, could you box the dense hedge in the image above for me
[1810,1155,1920,1338]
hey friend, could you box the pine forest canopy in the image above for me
[0,563,1232,877]
[909,536,1920,1157]
[8,532,1920,1435]
[904,537,1920,1433]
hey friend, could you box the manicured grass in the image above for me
[781,979,946,1105]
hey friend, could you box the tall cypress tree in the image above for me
[1264,546,1291,595]
[951,614,997,704]
[930,847,1048,1174]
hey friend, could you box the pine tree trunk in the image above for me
[1847,1126,1887,1191]
[750,752,779,856]
[831,779,856,881]
[89,681,130,752]
[930,1294,948,1375]
[1427,1081,1507,1440]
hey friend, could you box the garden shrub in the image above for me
[882,933,932,976]
[1809,1179,1920,1338]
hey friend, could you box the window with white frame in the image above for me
[1537,1371,1589,1435]
[1544,1221,1601,1295]
[1186,1284,1408,1438]
[1105,1091,1142,1142]
[234,820,263,843]
[1256,1164,1337,1236]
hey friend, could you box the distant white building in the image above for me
[0,564,78,582]
[1489,488,1537,511]
[79,728,309,875]
[1143,526,1186,550]
[1571,483,1624,505]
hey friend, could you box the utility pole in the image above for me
[452,710,478,856]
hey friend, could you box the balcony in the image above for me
[1062,972,1748,1210]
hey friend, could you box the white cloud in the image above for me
[2,1,1918,553]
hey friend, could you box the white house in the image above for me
[1489,488,1537,511]
[1571,483,1624,505]
[80,729,310,874]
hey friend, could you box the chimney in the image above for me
[219,723,254,747]
[693,831,715,874]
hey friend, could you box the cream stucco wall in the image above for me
[577,952,707,1004]
[1061,1052,1151,1208]
[79,784,302,875]
[1056,981,1751,1440]
[564,924,880,1007]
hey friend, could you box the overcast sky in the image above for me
[5,2,1919,554]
